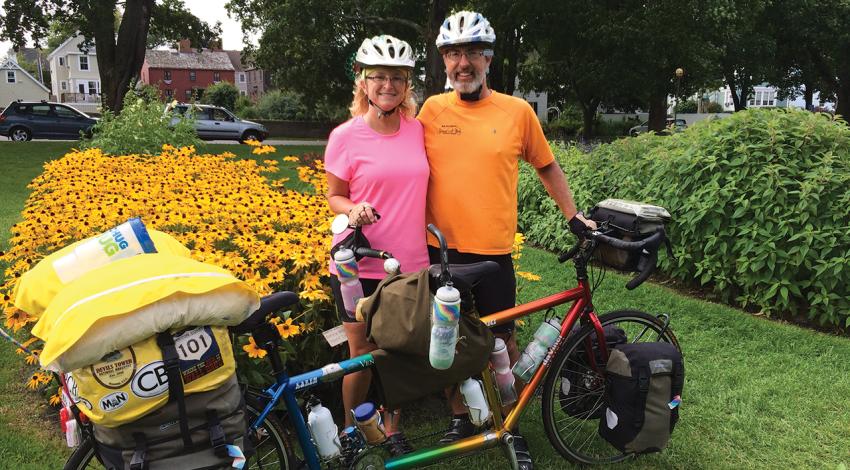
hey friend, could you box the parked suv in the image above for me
[628,118,687,136]
[0,101,98,141]
[168,104,268,143]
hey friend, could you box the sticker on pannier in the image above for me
[68,325,235,427]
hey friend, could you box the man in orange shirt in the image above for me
[418,10,595,469]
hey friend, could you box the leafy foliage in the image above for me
[520,109,850,327]
[82,86,200,155]
[674,99,698,114]
[201,81,240,111]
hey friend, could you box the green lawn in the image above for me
[0,142,848,469]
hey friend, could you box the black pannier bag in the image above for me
[560,325,627,418]
[598,342,684,455]
[588,199,671,272]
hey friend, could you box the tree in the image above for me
[0,0,219,113]
[202,81,240,111]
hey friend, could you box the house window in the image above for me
[189,71,196,82]
[239,73,245,83]
[6,70,15,83]
[213,72,221,82]
[61,81,67,91]
[185,89,193,99]
[87,81,98,95]
[59,57,64,66]
[164,70,172,81]
[240,90,246,96]
[79,55,89,71]
[164,89,174,99]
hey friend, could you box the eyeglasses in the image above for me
[364,75,408,86]
[442,49,492,63]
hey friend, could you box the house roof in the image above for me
[145,50,235,71]
[0,57,51,93]
[223,50,246,72]
[46,34,94,60]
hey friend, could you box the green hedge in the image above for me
[520,109,850,327]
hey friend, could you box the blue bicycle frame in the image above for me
[251,352,376,470]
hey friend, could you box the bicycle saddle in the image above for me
[428,261,500,292]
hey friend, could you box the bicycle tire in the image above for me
[541,309,681,465]
[62,398,293,470]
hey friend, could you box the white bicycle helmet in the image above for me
[355,35,415,69]
[436,11,496,49]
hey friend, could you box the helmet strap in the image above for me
[459,85,484,102]
[368,98,399,118]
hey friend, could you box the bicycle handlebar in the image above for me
[558,227,668,290]
[427,224,452,285]
[354,247,393,260]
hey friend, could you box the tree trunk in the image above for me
[836,62,850,119]
[88,0,154,113]
[579,98,599,141]
[725,74,746,111]
[803,83,814,111]
[647,90,667,132]
[423,0,449,99]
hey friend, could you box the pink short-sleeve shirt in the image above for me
[325,115,430,279]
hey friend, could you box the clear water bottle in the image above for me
[429,285,461,370]
[512,317,561,382]
[490,338,517,406]
[333,248,364,320]
[460,378,492,426]
[52,218,157,283]
[306,396,341,459]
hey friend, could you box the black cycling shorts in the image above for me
[427,246,516,334]
[329,276,381,323]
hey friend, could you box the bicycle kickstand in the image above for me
[499,432,520,470]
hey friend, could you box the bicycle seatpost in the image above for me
[427,224,451,285]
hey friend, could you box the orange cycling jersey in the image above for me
[418,91,555,254]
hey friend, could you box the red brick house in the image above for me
[141,41,235,102]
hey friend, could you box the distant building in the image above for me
[141,40,236,102]
[0,55,50,106]
[224,50,248,97]
[246,66,272,101]
[46,34,101,114]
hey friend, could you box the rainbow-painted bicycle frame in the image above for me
[251,277,609,470]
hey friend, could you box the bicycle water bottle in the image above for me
[460,378,492,426]
[52,217,157,283]
[306,396,341,459]
[333,248,364,320]
[512,317,561,383]
[429,285,461,370]
[491,338,518,406]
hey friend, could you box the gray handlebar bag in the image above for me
[362,269,494,409]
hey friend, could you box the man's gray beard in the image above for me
[449,71,485,93]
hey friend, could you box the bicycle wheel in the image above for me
[63,400,293,470]
[541,309,680,465]
[64,437,103,470]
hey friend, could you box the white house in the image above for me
[0,56,50,106]
[47,34,101,114]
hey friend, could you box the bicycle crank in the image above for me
[350,447,388,470]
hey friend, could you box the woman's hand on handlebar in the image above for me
[348,202,379,226]
[568,211,597,236]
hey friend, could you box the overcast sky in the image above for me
[1,0,255,55]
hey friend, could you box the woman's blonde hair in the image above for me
[349,67,418,118]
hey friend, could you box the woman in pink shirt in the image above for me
[324,35,428,456]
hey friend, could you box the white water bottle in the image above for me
[52,217,157,283]
[333,248,364,320]
[306,397,341,459]
[491,338,518,406]
[429,285,461,370]
[460,378,492,426]
[512,317,561,382]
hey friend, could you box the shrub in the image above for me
[674,99,698,113]
[256,90,309,120]
[202,81,240,111]
[520,109,850,327]
[706,101,724,113]
[82,86,200,155]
